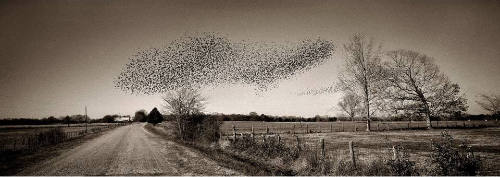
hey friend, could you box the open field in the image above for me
[220,121,500,175]
[0,123,128,152]
[221,120,500,134]
[0,123,125,136]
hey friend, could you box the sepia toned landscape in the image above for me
[1,0,500,176]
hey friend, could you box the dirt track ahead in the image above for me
[18,123,239,176]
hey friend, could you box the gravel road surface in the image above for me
[18,123,239,175]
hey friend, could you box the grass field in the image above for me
[220,121,500,175]
[221,120,499,134]
[0,123,127,151]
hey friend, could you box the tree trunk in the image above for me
[409,73,432,130]
[176,116,184,141]
[424,105,432,129]
[417,91,432,129]
[366,119,371,131]
[365,91,371,132]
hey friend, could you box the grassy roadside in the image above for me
[144,123,291,175]
[0,126,125,176]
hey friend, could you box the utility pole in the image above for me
[85,106,88,133]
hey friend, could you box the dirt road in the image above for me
[18,123,240,176]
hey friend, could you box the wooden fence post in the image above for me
[330,123,333,133]
[354,123,357,132]
[377,123,380,131]
[251,124,255,139]
[266,125,270,134]
[277,134,281,144]
[306,124,309,134]
[342,122,344,132]
[232,125,236,141]
[293,124,296,134]
[392,145,398,160]
[320,138,325,158]
[349,141,356,168]
[408,122,410,129]
[296,136,301,151]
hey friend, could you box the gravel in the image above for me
[18,123,240,175]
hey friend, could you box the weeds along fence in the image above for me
[0,123,128,153]
[224,129,485,176]
[221,120,497,167]
[221,120,500,135]
[226,132,399,170]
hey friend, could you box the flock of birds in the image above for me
[115,33,335,94]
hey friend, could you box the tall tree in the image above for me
[338,92,361,120]
[384,49,468,128]
[63,115,71,127]
[476,94,500,116]
[147,108,164,125]
[337,34,385,131]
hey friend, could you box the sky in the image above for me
[1,0,499,119]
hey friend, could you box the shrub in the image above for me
[174,114,221,144]
[364,158,392,176]
[228,135,299,161]
[296,148,333,175]
[36,128,67,145]
[227,135,300,175]
[428,131,481,175]
[386,145,419,176]
[331,157,391,176]
[331,158,361,176]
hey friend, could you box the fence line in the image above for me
[227,131,399,169]
[221,120,500,136]
[223,120,500,166]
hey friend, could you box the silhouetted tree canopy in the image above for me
[102,114,119,123]
[384,49,468,126]
[133,109,148,122]
[147,107,164,125]
[476,94,500,116]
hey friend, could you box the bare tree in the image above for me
[338,92,361,120]
[384,49,468,128]
[337,34,385,131]
[163,88,206,140]
[476,94,500,115]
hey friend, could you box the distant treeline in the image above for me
[2,112,497,125]
[0,114,127,125]
[162,113,499,123]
